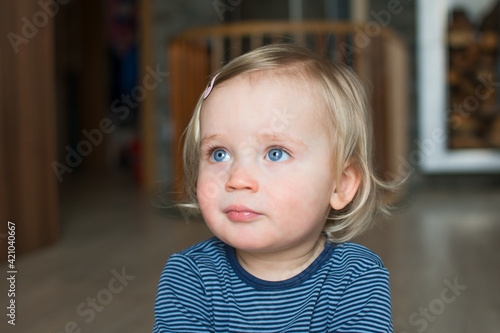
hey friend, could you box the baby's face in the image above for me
[197,75,336,254]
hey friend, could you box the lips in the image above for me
[223,205,262,222]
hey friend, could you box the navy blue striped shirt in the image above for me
[154,237,392,332]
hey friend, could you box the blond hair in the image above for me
[181,43,398,243]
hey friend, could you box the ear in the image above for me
[330,162,362,210]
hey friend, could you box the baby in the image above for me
[154,44,395,332]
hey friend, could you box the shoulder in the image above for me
[177,236,226,258]
[326,242,388,280]
[324,243,393,331]
[332,242,385,267]
[163,237,228,275]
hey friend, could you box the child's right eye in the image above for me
[211,149,231,162]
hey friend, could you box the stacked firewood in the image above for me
[447,6,500,149]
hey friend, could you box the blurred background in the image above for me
[0,0,499,332]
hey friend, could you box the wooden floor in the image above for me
[1,172,499,333]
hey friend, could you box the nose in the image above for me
[225,162,258,192]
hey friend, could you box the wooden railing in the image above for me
[168,21,409,195]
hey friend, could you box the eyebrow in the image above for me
[200,133,306,148]
[257,132,306,148]
[200,134,221,146]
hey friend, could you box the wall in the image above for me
[0,1,59,258]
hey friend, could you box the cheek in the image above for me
[197,178,215,211]
[266,172,308,207]
[270,167,333,211]
[196,169,226,212]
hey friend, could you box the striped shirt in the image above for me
[154,237,393,332]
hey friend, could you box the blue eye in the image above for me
[211,149,230,162]
[266,148,290,162]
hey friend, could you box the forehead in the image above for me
[200,73,328,136]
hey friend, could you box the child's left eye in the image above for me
[265,148,290,162]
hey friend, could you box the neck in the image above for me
[235,235,326,282]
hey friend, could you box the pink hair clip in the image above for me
[203,73,220,99]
